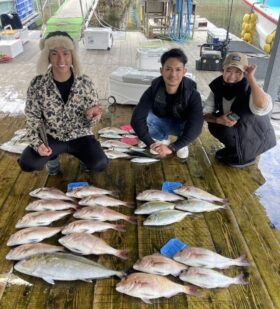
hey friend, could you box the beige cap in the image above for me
[223,52,248,72]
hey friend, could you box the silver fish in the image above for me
[29,187,74,201]
[135,201,175,215]
[14,252,125,284]
[175,199,225,213]
[66,185,114,198]
[61,220,126,234]
[6,243,64,260]
[179,267,247,288]
[136,189,184,202]
[116,272,199,304]
[78,195,130,208]
[101,140,131,149]
[7,227,61,246]
[26,199,77,212]
[174,186,228,204]
[15,210,72,228]
[98,127,128,135]
[133,253,188,276]
[173,247,250,269]
[130,157,159,164]
[105,150,131,159]
[143,210,191,226]
[58,233,128,260]
[74,206,137,224]
[99,133,123,139]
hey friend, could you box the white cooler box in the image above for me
[83,27,113,50]
[0,39,23,58]
[108,67,160,105]
[136,47,168,71]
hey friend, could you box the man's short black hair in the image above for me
[160,48,188,66]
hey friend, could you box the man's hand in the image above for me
[86,105,104,121]
[216,113,237,127]
[38,144,52,156]
[244,64,257,80]
[150,142,172,157]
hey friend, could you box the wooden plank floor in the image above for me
[0,31,279,309]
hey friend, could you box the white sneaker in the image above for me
[176,146,189,159]
[149,139,170,155]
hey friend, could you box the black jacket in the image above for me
[131,76,203,151]
[208,76,276,162]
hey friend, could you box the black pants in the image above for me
[208,123,237,150]
[18,135,108,172]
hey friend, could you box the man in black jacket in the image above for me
[204,52,276,168]
[131,48,203,159]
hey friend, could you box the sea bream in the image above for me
[174,199,226,213]
[15,210,72,228]
[130,157,159,164]
[134,201,175,215]
[173,247,250,269]
[116,272,199,304]
[58,233,128,259]
[61,220,126,235]
[101,140,131,149]
[133,253,188,276]
[14,252,125,284]
[66,185,115,198]
[179,267,247,288]
[78,195,131,208]
[7,227,61,246]
[98,127,128,135]
[6,243,64,260]
[26,199,77,212]
[174,186,228,204]
[74,206,137,224]
[136,189,184,202]
[143,209,191,226]
[29,187,75,201]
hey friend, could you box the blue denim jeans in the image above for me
[147,112,184,140]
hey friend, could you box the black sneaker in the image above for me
[226,158,256,168]
[80,161,90,172]
[215,147,234,160]
[46,158,60,176]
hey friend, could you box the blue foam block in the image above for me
[67,181,89,192]
[160,238,189,258]
[162,181,183,193]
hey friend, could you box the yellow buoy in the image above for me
[250,13,257,22]
[244,32,252,41]
[266,33,274,44]
[243,14,250,23]
[263,43,271,53]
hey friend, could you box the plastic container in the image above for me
[161,181,183,193]
[160,238,189,258]
[67,181,89,192]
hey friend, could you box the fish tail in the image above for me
[184,284,202,297]
[111,190,119,197]
[126,216,137,224]
[116,271,127,278]
[117,249,129,260]
[234,273,248,285]
[124,202,134,209]
[222,198,229,205]
[235,255,250,267]
[114,224,126,232]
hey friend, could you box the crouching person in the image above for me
[131,48,203,159]
[18,31,108,175]
[204,52,276,168]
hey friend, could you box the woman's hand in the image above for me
[38,144,52,156]
[216,113,237,127]
[86,105,104,121]
[150,142,172,157]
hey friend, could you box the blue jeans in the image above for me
[147,112,184,140]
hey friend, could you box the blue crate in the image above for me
[160,238,189,258]
[161,181,183,193]
[67,181,89,192]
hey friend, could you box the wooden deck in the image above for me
[0,30,279,308]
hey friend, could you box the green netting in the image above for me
[44,17,83,40]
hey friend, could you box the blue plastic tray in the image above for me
[162,181,183,193]
[160,238,189,258]
[67,181,89,192]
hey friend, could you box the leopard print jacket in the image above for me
[25,70,98,151]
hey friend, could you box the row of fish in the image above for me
[117,246,249,303]
[134,187,228,226]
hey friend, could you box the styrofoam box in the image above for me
[0,39,23,58]
[207,27,231,43]
[20,26,29,44]
[109,67,160,105]
[83,27,113,50]
[136,47,168,71]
